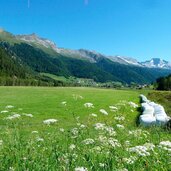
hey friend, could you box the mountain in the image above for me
[141,58,171,69]
[107,55,142,66]
[0,46,27,78]
[13,30,171,69]
[16,33,60,52]
[15,34,108,63]
[1,29,170,68]
[0,29,171,85]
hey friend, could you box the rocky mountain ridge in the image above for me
[15,32,171,69]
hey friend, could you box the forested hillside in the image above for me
[0,44,67,86]
[0,29,171,86]
[1,41,171,85]
[156,74,171,90]
[0,47,26,78]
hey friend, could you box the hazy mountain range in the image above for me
[0,28,171,85]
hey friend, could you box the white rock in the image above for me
[139,115,156,126]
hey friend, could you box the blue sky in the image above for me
[0,0,171,61]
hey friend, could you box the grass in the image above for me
[148,91,171,116]
[40,73,68,82]
[0,87,170,170]
[0,30,22,44]
[0,87,141,128]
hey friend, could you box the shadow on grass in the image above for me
[165,119,171,131]
[135,106,142,126]
[135,96,143,126]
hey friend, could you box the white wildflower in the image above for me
[128,129,141,136]
[59,153,69,164]
[123,156,137,164]
[75,167,88,171]
[109,106,118,112]
[23,114,33,117]
[128,102,138,108]
[61,101,67,105]
[109,106,118,109]
[125,140,130,147]
[69,144,76,150]
[117,169,128,171]
[94,123,105,130]
[82,138,95,145]
[71,128,79,138]
[114,116,125,121]
[71,128,78,134]
[129,145,151,156]
[59,128,65,132]
[77,123,81,126]
[159,141,171,148]
[116,124,125,129]
[0,110,8,113]
[92,146,101,152]
[99,109,108,115]
[32,131,38,134]
[43,119,58,125]
[72,153,78,160]
[98,135,108,144]
[143,130,150,135]
[159,141,171,152]
[105,126,116,136]
[9,167,15,171]
[91,113,97,117]
[5,105,14,109]
[128,129,149,138]
[84,103,94,108]
[80,124,86,129]
[36,137,44,142]
[6,114,21,120]
[144,143,155,151]
[99,163,105,167]
[108,138,121,148]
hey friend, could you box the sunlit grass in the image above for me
[0,87,170,170]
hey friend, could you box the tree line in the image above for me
[156,74,171,91]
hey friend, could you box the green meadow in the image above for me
[0,87,170,171]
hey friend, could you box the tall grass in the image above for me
[0,87,170,170]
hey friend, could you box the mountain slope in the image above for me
[9,42,170,84]
[8,43,117,82]
[0,46,27,78]
[107,55,141,66]
[0,29,171,85]
[96,58,171,84]
[141,58,171,69]
[2,29,170,69]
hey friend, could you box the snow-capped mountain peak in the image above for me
[141,58,171,69]
[107,55,141,66]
